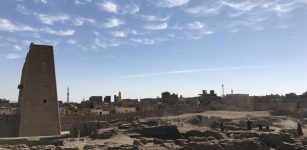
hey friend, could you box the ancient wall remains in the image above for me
[17,44,61,137]
[0,116,18,137]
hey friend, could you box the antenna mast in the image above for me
[222,84,225,97]
[67,87,69,103]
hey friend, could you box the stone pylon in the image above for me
[17,43,61,136]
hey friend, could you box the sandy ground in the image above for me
[151,111,271,120]
[2,110,305,149]
[142,110,307,137]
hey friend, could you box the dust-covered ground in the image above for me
[149,111,306,135]
[1,110,307,150]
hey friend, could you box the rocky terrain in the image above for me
[1,111,307,150]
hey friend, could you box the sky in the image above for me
[1,0,307,102]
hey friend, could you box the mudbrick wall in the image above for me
[60,107,204,131]
[0,116,18,137]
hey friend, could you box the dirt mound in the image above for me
[185,130,226,140]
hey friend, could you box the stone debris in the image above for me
[83,144,107,150]
[259,132,293,148]
[140,125,182,139]
[90,127,118,139]
[2,113,307,150]
[184,142,224,150]
[175,139,187,146]
[56,146,80,150]
[185,130,225,139]
[30,145,56,150]
[70,121,109,138]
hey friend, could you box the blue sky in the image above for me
[1,0,307,102]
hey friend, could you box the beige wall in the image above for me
[90,109,109,115]
[115,107,136,113]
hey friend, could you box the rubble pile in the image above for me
[1,113,307,150]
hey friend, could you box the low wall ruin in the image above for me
[0,116,18,137]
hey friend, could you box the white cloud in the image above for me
[140,15,170,22]
[221,1,260,18]
[94,38,121,48]
[98,1,118,13]
[17,5,95,27]
[94,31,102,37]
[226,16,268,30]
[36,13,70,25]
[184,30,214,40]
[121,4,140,14]
[104,18,124,28]
[40,0,48,4]
[110,31,127,37]
[34,0,48,4]
[187,21,205,30]
[185,5,222,15]
[221,1,258,12]
[102,66,268,79]
[229,28,240,33]
[41,27,75,36]
[157,0,189,7]
[14,45,22,51]
[110,29,140,38]
[73,17,84,26]
[16,4,31,15]
[74,0,82,5]
[144,22,168,30]
[267,2,296,17]
[74,0,92,5]
[73,16,96,26]
[0,19,34,32]
[67,39,77,44]
[131,37,168,45]
[6,53,21,59]
[131,38,155,45]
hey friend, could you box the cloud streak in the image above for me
[102,65,269,80]
[5,53,21,59]
[98,1,118,13]
[144,22,168,30]
[0,19,33,32]
[36,13,70,25]
[104,18,124,28]
[156,0,189,8]
[40,27,75,36]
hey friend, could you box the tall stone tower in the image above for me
[17,43,61,137]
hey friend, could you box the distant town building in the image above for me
[90,108,109,115]
[89,96,103,105]
[114,91,122,102]
[0,99,10,108]
[104,96,111,103]
[162,91,179,104]
[115,107,136,113]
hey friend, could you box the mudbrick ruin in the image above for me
[1,44,307,150]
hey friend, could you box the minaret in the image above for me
[118,91,122,100]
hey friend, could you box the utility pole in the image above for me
[222,84,225,97]
[67,87,69,103]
